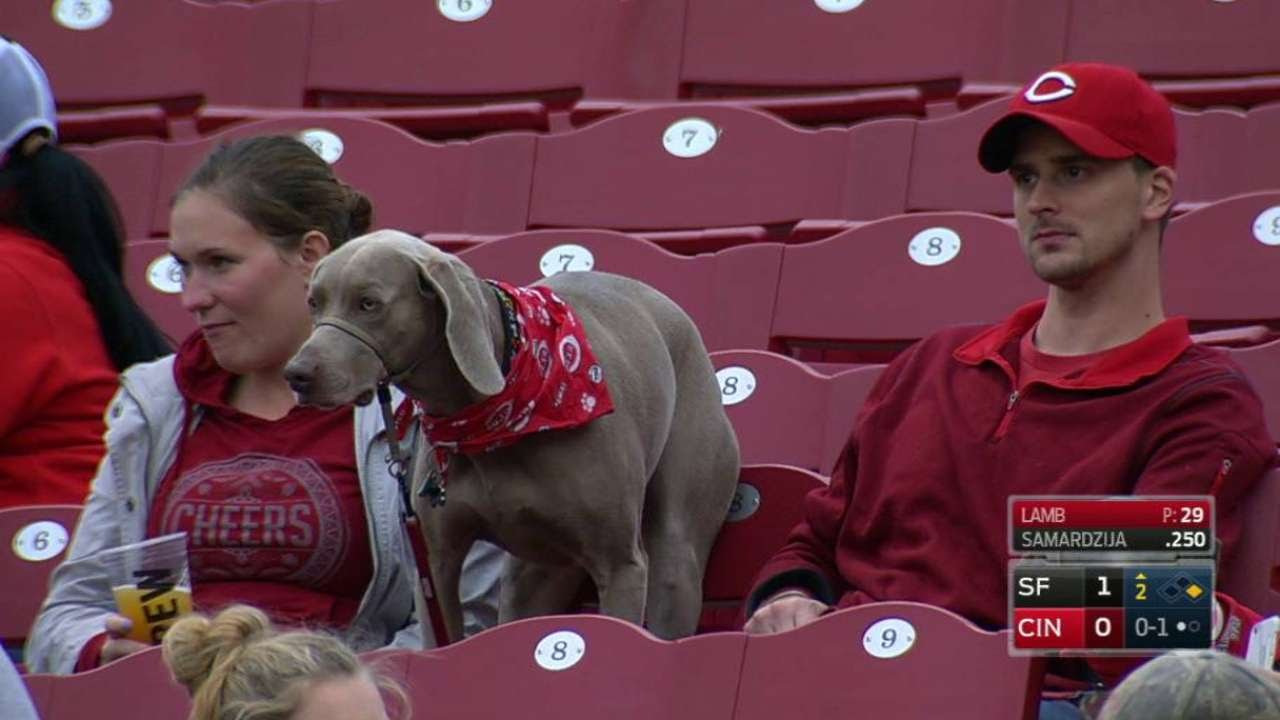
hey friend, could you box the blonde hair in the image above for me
[161,605,407,720]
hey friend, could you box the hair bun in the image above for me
[342,183,373,237]
[162,605,271,695]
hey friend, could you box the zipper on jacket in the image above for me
[994,389,1020,440]
[1210,458,1233,496]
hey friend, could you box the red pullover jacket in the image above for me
[749,302,1275,643]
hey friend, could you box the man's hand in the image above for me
[99,614,148,665]
[743,590,830,635]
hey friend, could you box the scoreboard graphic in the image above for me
[1008,496,1215,655]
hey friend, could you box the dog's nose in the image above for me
[283,365,313,394]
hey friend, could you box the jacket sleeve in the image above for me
[1085,370,1276,686]
[1132,370,1276,587]
[743,349,915,614]
[24,387,142,674]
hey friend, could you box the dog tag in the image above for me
[12,521,70,563]
[1252,206,1280,246]
[662,118,719,159]
[726,483,761,522]
[297,129,345,164]
[862,617,917,659]
[52,0,112,30]
[539,244,595,277]
[814,0,865,12]
[715,367,757,406]
[534,630,585,671]
[147,254,184,294]
[438,0,491,23]
[907,227,961,267]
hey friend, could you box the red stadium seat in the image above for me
[1227,340,1280,447]
[454,229,783,352]
[771,212,1042,362]
[8,0,311,114]
[1173,107,1257,210]
[710,350,882,474]
[65,139,163,241]
[401,614,745,720]
[1220,466,1280,618]
[149,116,535,237]
[23,646,190,720]
[1164,191,1280,332]
[1065,1,1280,107]
[0,505,81,649]
[123,240,195,347]
[701,464,827,633]
[306,0,684,129]
[57,107,169,144]
[528,104,912,233]
[734,602,1045,720]
[906,97,1011,216]
[678,0,1055,120]
[1246,102,1280,193]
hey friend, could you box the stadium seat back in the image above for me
[402,614,745,720]
[150,117,535,237]
[701,464,827,632]
[771,212,1042,360]
[1164,191,1280,330]
[456,230,783,351]
[0,504,81,645]
[24,646,190,720]
[734,602,1045,720]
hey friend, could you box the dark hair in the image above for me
[176,135,372,254]
[0,141,171,370]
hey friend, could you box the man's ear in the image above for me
[1143,166,1176,223]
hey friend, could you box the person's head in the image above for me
[162,604,405,720]
[1098,650,1280,719]
[977,63,1177,290]
[169,135,372,376]
[0,37,169,368]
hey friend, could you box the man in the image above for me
[743,63,1274,678]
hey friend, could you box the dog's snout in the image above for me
[283,363,314,394]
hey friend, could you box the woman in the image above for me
[0,39,170,507]
[26,134,500,674]
[164,604,405,720]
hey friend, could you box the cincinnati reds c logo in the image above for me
[1024,71,1076,104]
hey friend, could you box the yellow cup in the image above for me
[111,582,194,644]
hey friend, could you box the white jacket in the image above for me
[25,355,501,673]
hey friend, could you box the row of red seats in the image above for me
[12,0,1280,143]
[124,191,1280,357]
[20,604,1044,720]
[70,105,1280,248]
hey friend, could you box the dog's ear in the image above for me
[414,254,505,397]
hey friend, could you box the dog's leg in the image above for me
[641,358,742,639]
[583,536,649,627]
[498,559,588,622]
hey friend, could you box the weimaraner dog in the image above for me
[285,229,740,641]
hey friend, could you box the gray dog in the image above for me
[285,229,740,641]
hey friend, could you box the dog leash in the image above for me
[376,381,453,647]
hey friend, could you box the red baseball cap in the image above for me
[978,62,1176,173]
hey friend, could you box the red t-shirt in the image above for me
[147,334,372,630]
[1017,324,1112,389]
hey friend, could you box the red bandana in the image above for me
[412,281,615,483]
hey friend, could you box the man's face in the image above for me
[1008,124,1151,289]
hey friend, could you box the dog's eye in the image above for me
[359,297,382,312]
[306,297,318,311]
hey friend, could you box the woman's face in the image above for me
[292,674,390,720]
[169,190,325,376]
